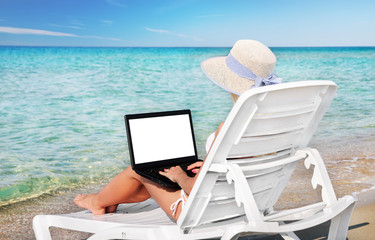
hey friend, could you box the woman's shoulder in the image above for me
[205,122,224,153]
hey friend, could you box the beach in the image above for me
[1,46,374,239]
[1,192,375,240]
[1,137,375,239]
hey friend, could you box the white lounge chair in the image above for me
[33,80,356,240]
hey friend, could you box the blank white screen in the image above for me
[129,114,195,164]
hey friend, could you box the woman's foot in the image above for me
[74,194,106,215]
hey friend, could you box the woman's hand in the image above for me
[159,166,187,183]
[159,162,203,194]
[187,161,203,174]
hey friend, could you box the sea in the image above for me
[1,46,375,207]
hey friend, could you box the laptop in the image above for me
[124,109,202,188]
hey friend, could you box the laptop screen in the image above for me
[125,110,197,166]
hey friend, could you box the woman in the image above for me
[74,39,281,221]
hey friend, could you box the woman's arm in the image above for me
[159,122,225,194]
[159,166,197,194]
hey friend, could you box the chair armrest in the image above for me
[301,148,337,205]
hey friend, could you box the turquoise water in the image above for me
[1,46,374,206]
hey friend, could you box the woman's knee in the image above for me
[124,165,142,180]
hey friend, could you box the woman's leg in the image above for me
[135,177,186,221]
[105,184,151,213]
[74,166,185,220]
[74,166,151,215]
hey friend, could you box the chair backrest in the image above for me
[177,81,337,230]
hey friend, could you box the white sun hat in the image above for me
[201,39,282,95]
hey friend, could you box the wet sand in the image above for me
[0,186,100,240]
[1,138,374,239]
[347,189,375,240]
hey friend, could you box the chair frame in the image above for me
[33,81,356,240]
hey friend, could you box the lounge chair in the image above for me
[33,80,356,240]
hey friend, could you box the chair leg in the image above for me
[220,230,240,240]
[224,233,240,240]
[280,231,300,240]
[33,215,52,240]
[327,202,355,240]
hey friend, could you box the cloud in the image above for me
[84,35,121,41]
[101,20,113,25]
[69,19,85,27]
[0,26,121,42]
[145,27,169,34]
[145,27,202,42]
[0,26,77,37]
[48,23,84,30]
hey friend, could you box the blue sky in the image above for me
[0,0,374,47]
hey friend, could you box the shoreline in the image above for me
[0,185,103,240]
[1,139,375,239]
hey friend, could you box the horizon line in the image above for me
[1,44,374,48]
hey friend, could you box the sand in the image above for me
[1,188,374,240]
[1,139,374,239]
[0,186,99,240]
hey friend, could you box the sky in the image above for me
[0,0,374,47]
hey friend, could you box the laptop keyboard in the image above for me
[135,159,203,188]
[144,162,194,180]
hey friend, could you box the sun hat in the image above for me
[201,39,282,95]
